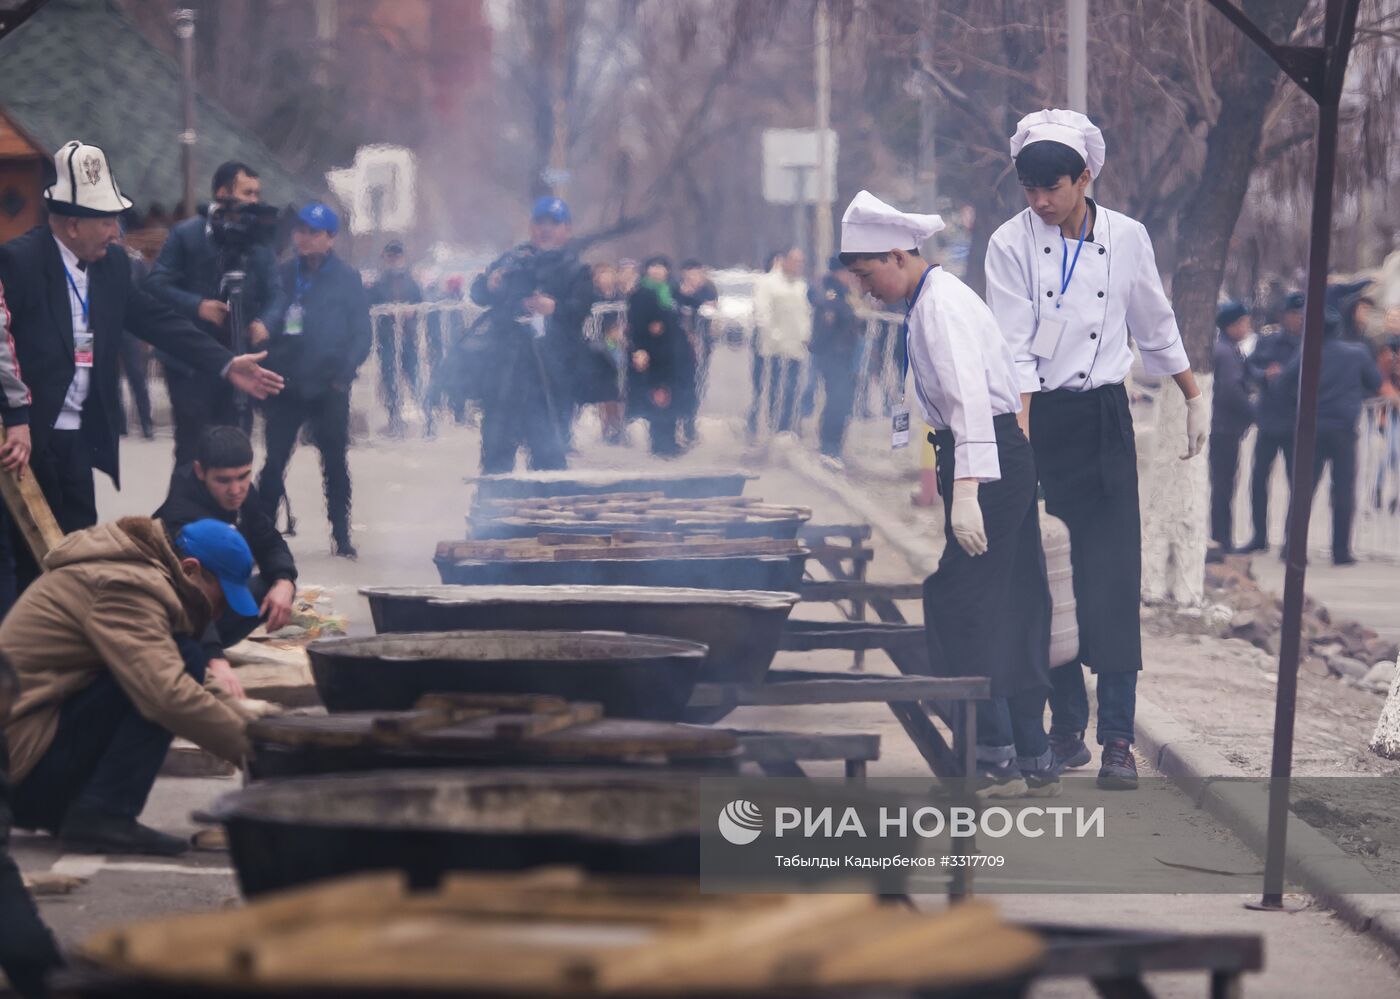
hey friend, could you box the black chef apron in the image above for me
[922,413,1051,698]
[1029,382,1142,674]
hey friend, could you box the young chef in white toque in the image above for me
[984,109,1206,791]
[841,190,1056,799]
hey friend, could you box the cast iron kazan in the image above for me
[307,630,707,721]
[433,551,808,591]
[200,769,704,897]
[473,468,754,502]
[360,585,798,687]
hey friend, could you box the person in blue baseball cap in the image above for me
[0,516,252,857]
[257,199,372,558]
[459,193,601,474]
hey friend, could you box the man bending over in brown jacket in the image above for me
[0,517,252,856]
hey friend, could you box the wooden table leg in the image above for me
[886,701,960,778]
[1210,972,1243,999]
[844,758,866,781]
[1091,977,1156,999]
[949,698,978,900]
[757,760,807,778]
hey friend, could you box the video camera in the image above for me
[204,199,279,258]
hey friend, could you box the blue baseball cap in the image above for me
[176,519,260,619]
[296,201,340,235]
[531,196,571,224]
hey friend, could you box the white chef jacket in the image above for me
[984,203,1191,395]
[54,236,91,430]
[905,266,1022,483]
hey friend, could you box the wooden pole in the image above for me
[0,430,62,565]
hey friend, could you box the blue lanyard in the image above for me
[900,266,933,391]
[294,258,315,303]
[1057,209,1089,310]
[64,266,90,325]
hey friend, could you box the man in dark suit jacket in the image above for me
[0,141,284,611]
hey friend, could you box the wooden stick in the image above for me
[0,430,62,564]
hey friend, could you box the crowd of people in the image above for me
[1208,281,1400,564]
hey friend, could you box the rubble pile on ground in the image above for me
[1143,556,1397,697]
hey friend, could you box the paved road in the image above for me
[8,347,1400,997]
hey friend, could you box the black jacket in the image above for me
[0,226,235,486]
[368,271,423,308]
[1211,333,1255,438]
[469,242,597,405]
[625,285,695,419]
[1279,331,1383,434]
[144,215,287,375]
[154,463,297,585]
[1,738,64,997]
[808,275,861,362]
[1247,330,1303,436]
[266,252,373,400]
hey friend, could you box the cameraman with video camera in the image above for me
[146,161,287,463]
[467,197,598,474]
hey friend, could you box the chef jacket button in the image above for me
[1097,291,1105,298]
[1039,377,1046,384]
[1098,247,1106,255]
[1046,291,1054,298]
[1044,247,1052,254]
[1077,372,1087,378]
[1090,333,1098,339]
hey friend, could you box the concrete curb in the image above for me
[778,443,1400,960]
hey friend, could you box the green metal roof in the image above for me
[0,0,319,210]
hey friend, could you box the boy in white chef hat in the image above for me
[985,109,1205,791]
[841,191,1057,798]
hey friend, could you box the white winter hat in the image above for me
[1009,109,1106,179]
[44,140,133,217]
[840,190,945,254]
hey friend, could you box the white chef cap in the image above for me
[840,190,945,254]
[1009,109,1106,179]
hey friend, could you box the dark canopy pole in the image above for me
[1202,0,1362,910]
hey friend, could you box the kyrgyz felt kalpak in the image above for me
[1009,108,1107,180]
[840,190,945,254]
[43,140,133,217]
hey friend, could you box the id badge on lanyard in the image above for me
[892,268,932,450]
[66,267,94,367]
[285,303,304,336]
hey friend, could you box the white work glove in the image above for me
[950,480,988,557]
[1182,393,1208,460]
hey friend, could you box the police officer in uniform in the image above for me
[842,191,1055,798]
[1210,302,1256,552]
[985,111,1207,790]
[1242,292,1304,552]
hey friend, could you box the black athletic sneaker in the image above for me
[1097,738,1139,790]
[334,539,358,560]
[1050,731,1092,769]
[974,760,1028,799]
[59,807,189,857]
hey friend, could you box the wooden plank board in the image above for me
[0,428,63,564]
[688,672,989,708]
[800,580,924,602]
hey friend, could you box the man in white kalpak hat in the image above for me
[841,190,1056,799]
[984,110,1206,791]
[0,141,284,607]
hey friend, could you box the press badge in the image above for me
[73,331,94,368]
[284,304,304,336]
[891,406,911,449]
[1031,313,1067,359]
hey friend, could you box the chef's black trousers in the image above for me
[1249,430,1294,546]
[165,365,249,466]
[258,390,352,545]
[1209,431,1244,549]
